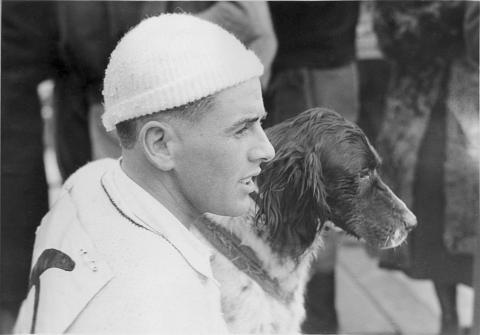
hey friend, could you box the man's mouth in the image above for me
[240,175,259,193]
[240,177,253,186]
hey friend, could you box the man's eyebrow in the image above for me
[226,112,268,132]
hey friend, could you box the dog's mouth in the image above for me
[326,216,413,250]
[323,220,363,242]
[380,226,409,249]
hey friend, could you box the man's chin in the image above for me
[212,202,250,218]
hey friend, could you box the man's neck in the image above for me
[120,157,199,230]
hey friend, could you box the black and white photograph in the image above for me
[1,1,479,334]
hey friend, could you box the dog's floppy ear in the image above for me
[256,143,329,257]
[304,145,327,206]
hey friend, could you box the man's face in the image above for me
[172,78,275,217]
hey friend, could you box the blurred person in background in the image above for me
[1,3,57,332]
[266,2,360,333]
[356,1,390,144]
[374,2,479,335]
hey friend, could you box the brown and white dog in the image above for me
[194,108,417,333]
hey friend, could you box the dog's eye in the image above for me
[359,169,370,179]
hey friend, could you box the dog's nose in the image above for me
[403,209,417,231]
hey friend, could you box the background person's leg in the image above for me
[357,58,391,142]
[302,230,339,334]
[434,282,459,335]
[54,74,92,181]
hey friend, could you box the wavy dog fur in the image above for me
[197,108,416,333]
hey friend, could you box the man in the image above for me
[14,14,274,333]
[1,5,275,330]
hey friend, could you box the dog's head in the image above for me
[256,108,416,257]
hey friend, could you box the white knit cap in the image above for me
[102,13,264,131]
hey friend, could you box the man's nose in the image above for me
[250,128,275,162]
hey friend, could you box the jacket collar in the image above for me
[101,160,216,282]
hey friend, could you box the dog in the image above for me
[193,108,417,333]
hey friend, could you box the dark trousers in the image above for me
[1,71,49,314]
[357,59,391,143]
[54,74,92,181]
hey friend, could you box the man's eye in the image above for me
[236,127,249,137]
[236,123,253,136]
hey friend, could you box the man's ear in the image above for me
[139,120,177,171]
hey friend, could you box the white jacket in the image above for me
[14,159,228,334]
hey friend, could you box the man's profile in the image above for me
[14,13,274,333]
